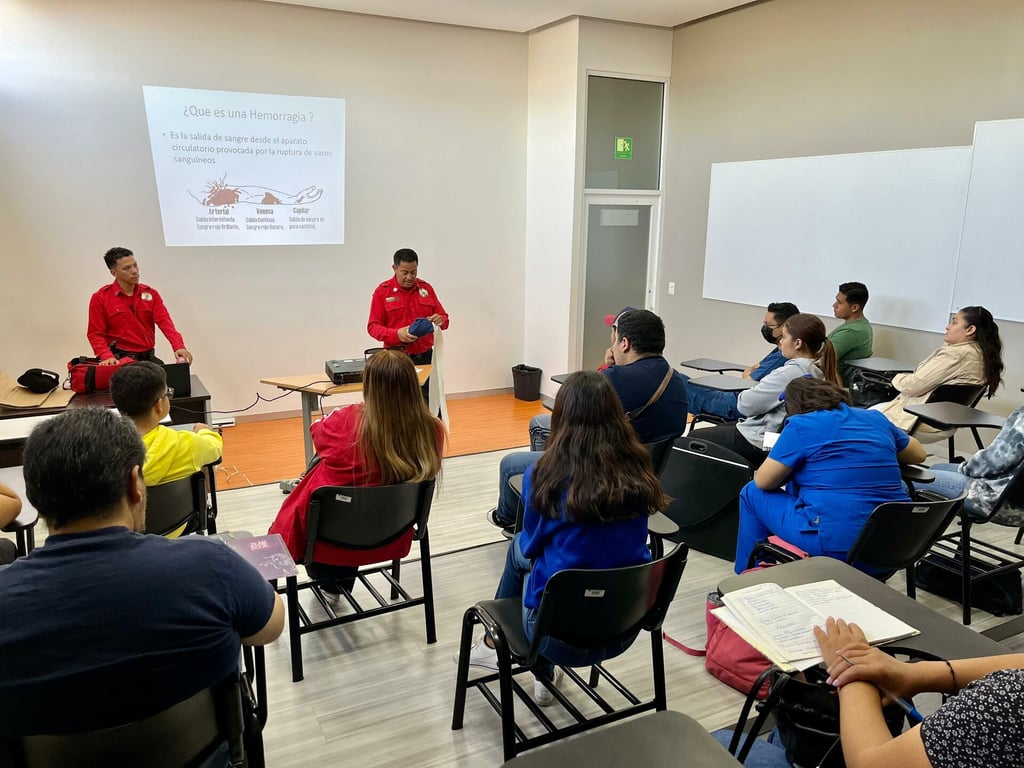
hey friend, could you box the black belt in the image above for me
[111,346,157,362]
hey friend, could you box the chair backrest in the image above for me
[642,436,678,476]
[16,673,245,768]
[926,383,986,408]
[144,472,206,537]
[529,543,689,655]
[305,480,436,563]
[846,495,965,572]
[660,437,752,529]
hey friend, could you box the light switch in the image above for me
[667,282,675,295]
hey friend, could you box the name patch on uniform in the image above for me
[140,292,153,301]
[385,296,399,303]
[419,288,428,297]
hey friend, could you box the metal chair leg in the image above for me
[419,532,437,644]
[451,608,478,730]
[286,575,304,682]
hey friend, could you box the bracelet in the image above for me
[943,659,959,695]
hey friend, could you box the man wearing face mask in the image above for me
[685,302,800,420]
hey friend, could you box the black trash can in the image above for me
[511,364,542,402]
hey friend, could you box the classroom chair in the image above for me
[280,480,436,682]
[143,471,209,537]
[7,672,250,768]
[747,493,966,598]
[451,543,690,762]
[907,383,986,462]
[920,462,1024,624]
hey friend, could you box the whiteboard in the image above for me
[703,146,974,332]
[952,119,1024,322]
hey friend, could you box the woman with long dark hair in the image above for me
[876,306,1003,431]
[466,371,667,705]
[734,377,925,574]
[698,313,841,467]
[270,350,445,597]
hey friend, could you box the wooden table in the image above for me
[688,374,754,392]
[680,358,747,373]
[0,375,211,467]
[720,557,1008,661]
[261,366,431,462]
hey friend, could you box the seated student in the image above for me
[0,482,22,565]
[110,362,223,537]
[696,314,840,468]
[0,407,283,751]
[815,617,1024,768]
[828,281,873,384]
[875,306,1003,432]
[489,308,687,533]
[913,402,1024,524]
[685,301,800,420]
[269,349,445,599]
[466,371,667,705]
[733,378,925,574]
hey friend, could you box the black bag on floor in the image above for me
[915,554,1023,616]
[732,665,909,768]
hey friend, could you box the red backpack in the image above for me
[67,356,135,394]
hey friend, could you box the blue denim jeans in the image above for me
[914,463,970,500]
[493,451,542,527]
[685,380,742,420]
[495,534,638,681]
[712,728,791,768]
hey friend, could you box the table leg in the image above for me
[301,392,316,463]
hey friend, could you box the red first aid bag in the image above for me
[67,356,134,394]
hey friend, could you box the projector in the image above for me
[325,358,365,385]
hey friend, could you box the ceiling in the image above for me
[260,0,758,33]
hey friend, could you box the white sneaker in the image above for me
[463,639,499,672]
[533,668,562,707]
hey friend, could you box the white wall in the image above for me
[523,18,673,391]
[0,0,527,417]
[663,0,1024,422]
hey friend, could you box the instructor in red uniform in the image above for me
[87,247,193,366]
[367,248,449,366]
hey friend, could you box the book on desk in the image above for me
[715,579,919,671]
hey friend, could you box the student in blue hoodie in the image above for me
[465,371,667,705]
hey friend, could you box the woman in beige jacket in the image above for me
[876,306,1003,431]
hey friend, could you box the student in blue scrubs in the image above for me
[734,377,926,574]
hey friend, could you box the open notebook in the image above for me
[715,579,919,671]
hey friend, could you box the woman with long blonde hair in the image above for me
[270,350,444,597]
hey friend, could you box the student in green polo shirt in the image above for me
[829,281,873,384]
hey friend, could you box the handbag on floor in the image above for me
[730,664,911,768]
[664,590,772,699]
[915,554,1023,616]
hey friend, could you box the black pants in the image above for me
[694,424,769,469]
[111,346,163,365]
[306,563,358,595]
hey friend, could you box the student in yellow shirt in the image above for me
[110,362,222,536]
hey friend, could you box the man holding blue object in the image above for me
[367,248,449,366]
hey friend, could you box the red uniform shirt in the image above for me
[367,276,449,356]
[268,405,444,566]
[87,280,185,360]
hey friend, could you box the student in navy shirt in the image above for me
[684,301,800,421]
[467,372,667,705]
[734,377,925,574]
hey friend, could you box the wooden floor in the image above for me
[219,394,547,488]
[205,452,1024,768]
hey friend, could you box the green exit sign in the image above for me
[614,137,633,159]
